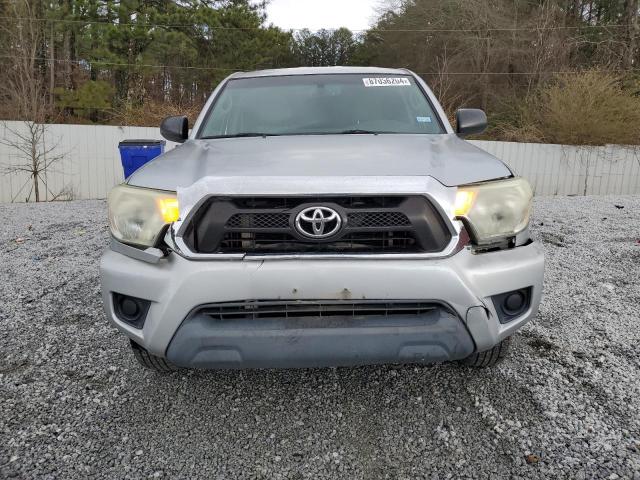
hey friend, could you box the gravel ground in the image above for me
[1,196,639,480]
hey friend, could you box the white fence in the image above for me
[1,120,639,203]
[473,140,640,197]
[0,122,178,203]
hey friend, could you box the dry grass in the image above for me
[491,71,640,146]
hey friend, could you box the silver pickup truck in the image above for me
[100,66,544,372]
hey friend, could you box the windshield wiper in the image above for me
[202,131,396,138]
[338,129,394,135]
[200,133,280,139]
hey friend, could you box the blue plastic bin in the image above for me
[118,139,166,178]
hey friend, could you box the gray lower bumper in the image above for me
[166,307,474,369]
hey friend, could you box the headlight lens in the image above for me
[454,177,532,245]
[108,185,179,247]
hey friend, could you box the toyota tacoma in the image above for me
[100,67,545,371]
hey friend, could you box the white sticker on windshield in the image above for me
[363,77,411,87]
[417,116,432,123]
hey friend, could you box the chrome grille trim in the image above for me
[169,179,463,260]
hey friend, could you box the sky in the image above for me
[265,0,381,32]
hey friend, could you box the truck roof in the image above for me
[229,66,411,79]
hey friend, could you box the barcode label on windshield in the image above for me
[363,77,411,87]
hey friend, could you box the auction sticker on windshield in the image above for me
[363,77,411,87]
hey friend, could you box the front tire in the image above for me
[459,337,511,368]
[130,340,178,372]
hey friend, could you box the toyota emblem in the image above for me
[294,206,342,239]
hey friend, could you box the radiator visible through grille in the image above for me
[219,231,418,253]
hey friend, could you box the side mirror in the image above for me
[160,115,188,143]
[455,109,487,138]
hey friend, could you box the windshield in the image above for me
[197,74,445,138]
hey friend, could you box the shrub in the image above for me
[111,100,203,128]
[490,71,640,146]
[54,81,114,122]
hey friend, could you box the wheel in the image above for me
[459,336,511,368]
[129,340,178,372]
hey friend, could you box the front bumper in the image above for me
[99,242,545,368]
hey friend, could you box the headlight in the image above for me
[453,177,532,245]
[108,184,179,247]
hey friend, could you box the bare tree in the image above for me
[1,122,66,202]
[429,45,474,116]
[0,1,49,123]
[523,2,573,94]
[622,0,639,69]
[0,1,67,202]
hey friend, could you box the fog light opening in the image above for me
[113,293,151,329]
[491,287,532,324]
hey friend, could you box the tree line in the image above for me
[1,0,639,145]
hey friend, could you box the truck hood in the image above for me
[127,134,511,191]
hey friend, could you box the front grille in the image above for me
[183,195,451,255]
[199,300,442,321]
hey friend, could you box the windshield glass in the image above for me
[198,74,444,138]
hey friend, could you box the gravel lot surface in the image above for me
[1,196,639,479]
